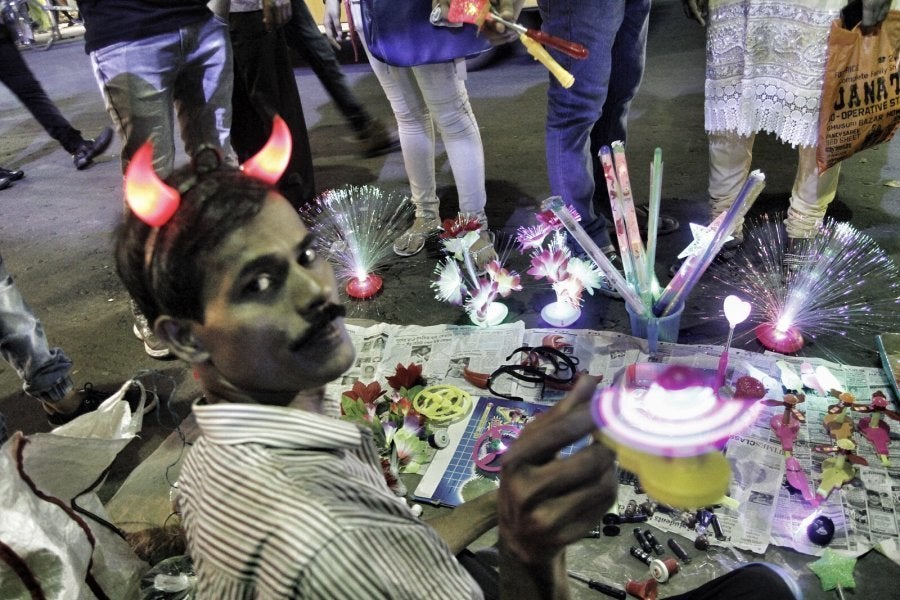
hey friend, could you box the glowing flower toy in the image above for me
[701,215,900,358]
[516,208,603,327]
[591,364,764,508]
[432,214,521,327]
[300,185,414,300]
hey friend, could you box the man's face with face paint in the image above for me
[186,194,355,397]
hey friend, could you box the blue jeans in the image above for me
[539,0,650,249]
[0,252,73,406]
[89,13,235,176]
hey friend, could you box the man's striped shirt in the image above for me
[179,401,482,598]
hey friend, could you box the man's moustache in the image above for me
[291,304,347,350]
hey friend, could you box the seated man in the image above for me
[114,135,801,598]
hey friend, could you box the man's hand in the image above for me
[323,0,343,46]
[436,0,521,35]
[498,376,617,567]
[861,0,890,28]
[262,0,291,30]
[682,0,709,26]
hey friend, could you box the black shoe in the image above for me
[0,167,24,181]
[0,175,11,191]
[358,119,401,158]
[47,382,105,426]
[571,241,624,300]
[605,206,680,236]
[668,238,743,277]
[73,127,113,170]
[46,381,157,426]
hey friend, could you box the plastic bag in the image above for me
[816,12,900,171]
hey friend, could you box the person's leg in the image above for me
[412,60,495,267]
[411,60,487,223]
[785,146,840,239]
[539,0,624,252]
[0,34,83,154]
[285,0,371,133]
[89,32,177,358]
[667,563,800,600]
[173,13,236,166]
[708,131,756,242]
[0,253,74,411]
[89,33,179,174]
[229,11,315,208]
[349,0,440,255]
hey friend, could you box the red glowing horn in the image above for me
[241,114,292,185]
[124,143,181,227]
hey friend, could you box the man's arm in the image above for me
[425,488,499,555]
[497,376,618,600]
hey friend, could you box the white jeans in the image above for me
[708,133,841,239]
[351,1,487,222]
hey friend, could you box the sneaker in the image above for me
[133,319,172,359]
[0,174,11,191]
[358,119,400,158]
[46,381,157,426]
[393,216,442,257]
[471,230,498,273]
[73,127,113,170]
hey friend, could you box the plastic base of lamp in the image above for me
[346,274,383,299]
[755,323,804,354]
[540,301,581,328]
[469,302,508,327]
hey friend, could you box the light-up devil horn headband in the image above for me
[240,114,292,185]
[124,143,181,227]
[124,115,293,227]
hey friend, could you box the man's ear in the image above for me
[155,316,209,363]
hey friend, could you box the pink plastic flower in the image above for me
[486,260,522,297]
[466,279,499,320]
[440,215,481,239]
[516,225,550,251]
[527,246,569,282]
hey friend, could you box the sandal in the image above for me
[470,230,498,273]
[393,216,442,257]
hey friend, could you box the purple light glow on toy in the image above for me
[700,215,900,359]
[592,364,763,458]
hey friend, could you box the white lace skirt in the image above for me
[705,0,845,147]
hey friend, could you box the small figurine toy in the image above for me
[814,439,868,503]
[854,391,899,465]
[761,393,816,503]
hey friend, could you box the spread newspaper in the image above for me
[334,321,899,560]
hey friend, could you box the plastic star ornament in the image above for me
[677,214,734,260]
[808,548,857,592]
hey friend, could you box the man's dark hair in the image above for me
[115,149,272,325]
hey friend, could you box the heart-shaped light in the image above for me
[723,295,752,327]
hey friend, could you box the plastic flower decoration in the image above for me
[517,207,603,327]
[340,363,433,477]
[431,214,521,326]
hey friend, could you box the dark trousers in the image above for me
[284,0,371,134]
[229,11,315,209]
[0,31,82,154]
[669,564,799,600]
